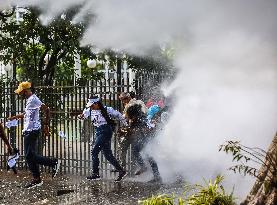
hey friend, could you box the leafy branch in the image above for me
[219,140,276,182]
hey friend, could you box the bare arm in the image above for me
[0,123,13,154]
[41,103,50,125]
[7,113,24,121]
[41,104,50,136]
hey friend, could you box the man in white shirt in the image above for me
[8,82,60,189]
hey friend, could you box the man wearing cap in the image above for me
[8,81,60,189]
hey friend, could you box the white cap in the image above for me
[86,97,100,107]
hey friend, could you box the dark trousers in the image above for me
[118,128,144,170]
[119,137,131,169]
[91,124,123,174]
[24,130,56,178]
[133,134,160,179]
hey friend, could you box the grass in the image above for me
[139,175,236,205]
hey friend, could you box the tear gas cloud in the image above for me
[11,0,277,199]
[0,0,11,9]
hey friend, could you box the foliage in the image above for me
[219,141,276,183]
[127,46,174,75]
[139,194,176,205]
[0,7,91,85]
[1,7,174,85]
[139,176,236,205]
[0,7,15,18]
[184,175,235,205]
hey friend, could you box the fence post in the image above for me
[116,58,122,108]
[10,66,17,147]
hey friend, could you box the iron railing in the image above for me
[0,71,171,177]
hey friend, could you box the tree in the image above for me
[128,46,174,75]
[0,8,174,86]
[0,8,86,85]
[0,7,15,18]
[220,133,277,205]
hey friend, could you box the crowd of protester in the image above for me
[1,81,169,188]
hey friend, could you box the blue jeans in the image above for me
[91,124,123,174]
[23,130,56,178]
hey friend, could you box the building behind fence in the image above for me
[0,71,171,177]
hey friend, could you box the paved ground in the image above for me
[0,170,184,205]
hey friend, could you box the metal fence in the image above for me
[0,71,171,177]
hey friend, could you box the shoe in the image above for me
[52,159,61,178]
[134,167,147,176]
[148,176,162,184]
[114,170,127,182]
[86,173,101,180]
[24,178,43,189]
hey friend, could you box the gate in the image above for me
[0,71,170,176]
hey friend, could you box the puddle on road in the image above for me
[58,179,184,205]
[0,172,184,205]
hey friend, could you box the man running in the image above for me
[126,104,162,183]
[8,81,60,189]
[118,92,148,171]
[78,96,128,182]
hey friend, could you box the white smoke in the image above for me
[11,0,277,200]
[150,32,277,199]
[0,0,12,9]
[12,0,87,24]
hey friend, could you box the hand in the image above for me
[77,114,84,120]
[7,116,16,121]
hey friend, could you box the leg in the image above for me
[102,138,124,172]
[131,127,148,169]
[28,130,56,167]
[101,126,127,181]
[0,123,13,154]
[148,156,161,180]
[24,131,41,178]
[24,130,57,178]
[91,134,105,174]
[132,141,146,169]
[119,137,131,169]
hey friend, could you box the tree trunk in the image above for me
[241,133,277,205]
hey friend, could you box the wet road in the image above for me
[0,171,183,204]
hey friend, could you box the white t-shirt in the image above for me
[23,94,43,132]
[82,106,127,127]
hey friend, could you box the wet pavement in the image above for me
[0,170,184,205]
